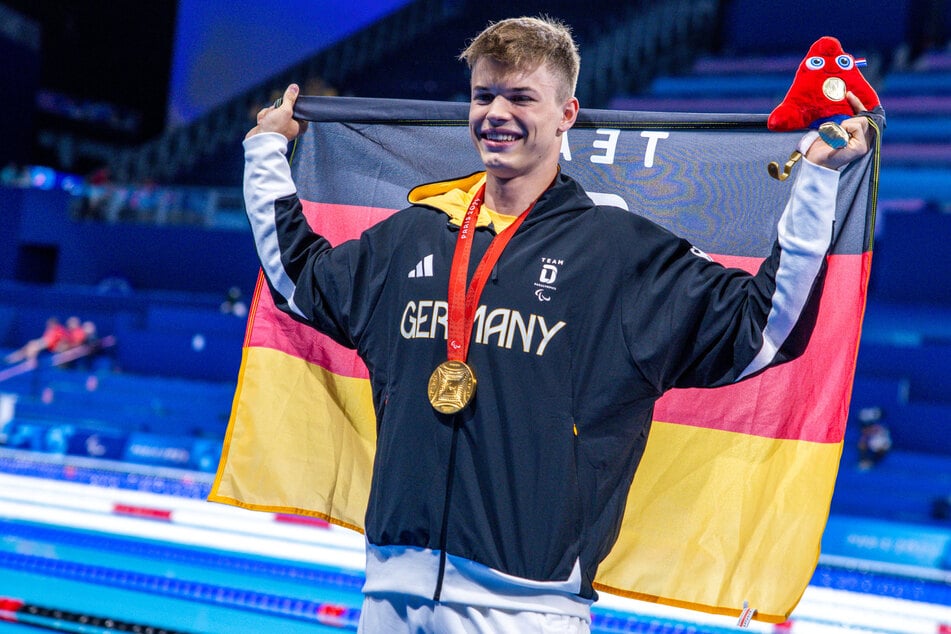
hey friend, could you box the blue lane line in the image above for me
[0,550,362,630]
[1,567,354,634]
[0,453,212,500]
[2,599,192,634]
[810,564,951,606]
[0,518,363,592]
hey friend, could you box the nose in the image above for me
[485,95,511,122]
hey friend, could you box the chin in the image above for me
[483,165,519,181]
[480,154,515,175]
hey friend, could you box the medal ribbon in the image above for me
[445,183,535,361]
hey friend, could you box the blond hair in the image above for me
[459,16,580,101]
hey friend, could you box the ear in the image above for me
[559,96,580,133]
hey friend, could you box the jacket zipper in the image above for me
[433,415,461,601]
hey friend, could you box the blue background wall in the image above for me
[2,187,259,294]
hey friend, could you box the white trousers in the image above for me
[357,595,591,634]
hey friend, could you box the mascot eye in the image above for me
[806,56,825,69]
[836,55,854,70]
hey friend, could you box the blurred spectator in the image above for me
[4,317,69,364]
[80,321,100,349]
[4,315,109,370]
[220,286,248,318]
[69,320,109,371]
[53,316,88,369]
[0,162,28,187]
[64,316,88,348]
[856,406,892,470]
[78,167,112,221]
[88,166,111,186]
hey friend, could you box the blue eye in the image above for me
[806,56,825,69]
[836,55,854,70]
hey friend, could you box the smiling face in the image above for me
[468,57,579,204]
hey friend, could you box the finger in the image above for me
[279,84,300,113]
[843,114,871,141]
[840,123,870,155]
[845,91,867,114]
[856,123,873,149]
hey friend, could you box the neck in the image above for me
[484,168,557,215]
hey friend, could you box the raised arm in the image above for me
[627,93,874,392]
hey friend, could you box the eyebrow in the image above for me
[472,84,537,93]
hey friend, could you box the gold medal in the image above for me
[822,76,846,102]
[818,121,850,149]
[428,360,477,414]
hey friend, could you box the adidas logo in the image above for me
[408,254,434,278]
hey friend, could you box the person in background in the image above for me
[64,316,88,349]
[219,286,248,318]
[4,317,68,364]
[857,405,892,470]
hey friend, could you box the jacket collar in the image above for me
[407,169,591,228]
[407,172,490,228]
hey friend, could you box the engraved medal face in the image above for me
[822,76,846,101]
[818,121,850,149]
[428,360,477,414]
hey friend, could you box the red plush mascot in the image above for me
[767,36,880,179]
[768,36,880,132]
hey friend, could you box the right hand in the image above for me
[246,84,308,141]
[803,91,873,170]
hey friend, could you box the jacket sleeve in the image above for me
[623,156,840,392]
[242,131,378,349]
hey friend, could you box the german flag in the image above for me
[210,96,882,622]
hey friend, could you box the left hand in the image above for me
[804,92,873,170]
[245,84,308,141]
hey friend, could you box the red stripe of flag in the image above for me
[656,252,869,443]
[301,200,397,246]
[245,200,397,378]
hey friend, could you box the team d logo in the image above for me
[534,257,563,301]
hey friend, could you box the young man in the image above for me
[243,16,871,634]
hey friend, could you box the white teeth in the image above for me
[484,132,518,142]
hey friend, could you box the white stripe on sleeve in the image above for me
[738,157,840,380]
[242,132,306,319]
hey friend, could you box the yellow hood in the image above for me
[407,172,491,228]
